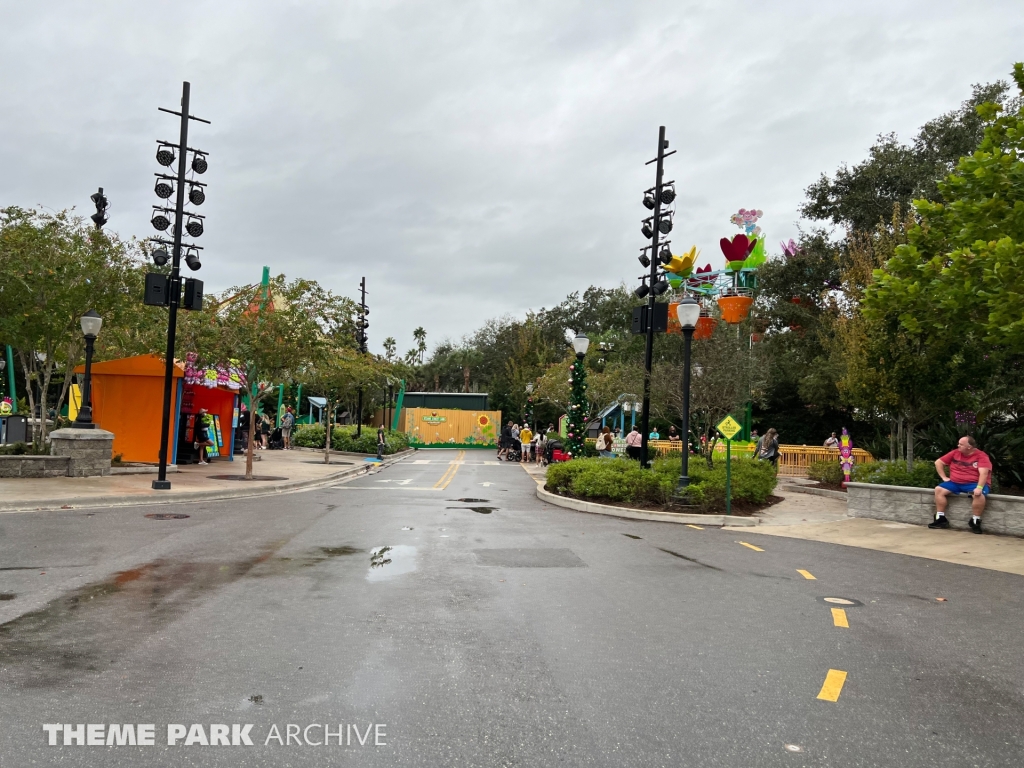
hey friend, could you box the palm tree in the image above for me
[413,327,427,365]
[382,336,396,362]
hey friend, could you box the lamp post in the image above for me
[564,333,590,458]
[674,297,700,492]
[73,310,103,429]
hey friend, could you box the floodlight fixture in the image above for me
[156,144,176,167]
[184,249,201,271]
[191,153,208,174]
[643,193,655,210]
[154,179,174,199]
[652,277,670,296]
[152,248,169,266]
[185,218,204,237]
[658,213,673,234]
[659,244,673,265]
[635,280,650,299]
[641,219,654,239]
[151,211,171,231]
[660,184,676,205]
[638,251,651,268]
[188,185,205,205]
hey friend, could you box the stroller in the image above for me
[268,427,285,450]
[545,439,566,463]
[506,438,522,463]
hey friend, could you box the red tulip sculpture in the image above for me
[720,234,757,273]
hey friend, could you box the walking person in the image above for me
[929,435,992,534]
[756,428,780,469]
[537,430,548,466]
[281,406,296,450]
[625,425,643,461]
[376,425,387,460]
[518,424,533,463]
[193,408,215,465]
[596,426,615,458]
[498,421,513,461]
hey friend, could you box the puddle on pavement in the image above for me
[446,506,497,514]
[0,593,16,601]
[449,498,489,503]
[367,546,417,582]
[0,551,277,688]
[144,513,190,520]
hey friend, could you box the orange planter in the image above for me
[693,315,717,339]
[717,295,753,324]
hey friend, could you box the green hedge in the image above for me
[852,459,937,489]
[545,455,777,510]
[808,459,845,485]
[292,424,409,455]
[0,442,48,456]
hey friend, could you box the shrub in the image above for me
[0,442,48,456]
[808,459,844,485]
[291,424,409,455]
[852,459,936,489]
[547,454,777,510]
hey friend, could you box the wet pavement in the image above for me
[1,449,1023,766]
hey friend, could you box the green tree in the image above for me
[0,207,142,445]
[192,276,357,479]
[564,355,588,458]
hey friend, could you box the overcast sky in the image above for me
[2,1,1022,356]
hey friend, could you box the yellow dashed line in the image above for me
[738,541,764,552]
[831,608,849,628]
[817,669,848,701]
[797,569,816,580]
[686,524,703,530]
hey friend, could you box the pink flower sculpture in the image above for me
[720,234,756,272]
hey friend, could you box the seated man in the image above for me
[929,435,992,534]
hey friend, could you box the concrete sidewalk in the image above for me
[0,448,412,513]
[524,461,1024,576]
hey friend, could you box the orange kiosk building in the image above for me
[73,353,238,465]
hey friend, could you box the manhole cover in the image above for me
[450,498,489,503]
[819,597,863,607]
[474,548,586,568]
[208,475,289,481]
[144,513,190,520]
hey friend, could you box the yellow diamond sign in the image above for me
[716,415,742,440]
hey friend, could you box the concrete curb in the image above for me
[536,485,758,527]
[779,483,848,501]
[0,449,414,514]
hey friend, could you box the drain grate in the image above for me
[144,513,190,520]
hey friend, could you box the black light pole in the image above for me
[639,126,675,468]
[355,277,368,438]
[90,188,109,230]
[674,297,701,492]
[72,310,103,428]
[153,82,210,490]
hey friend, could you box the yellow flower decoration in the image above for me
[477,414,490,427]
[664,246,699,276]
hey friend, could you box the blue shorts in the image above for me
[938,481,989,496]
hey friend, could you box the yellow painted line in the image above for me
[433,451,465,489]
[831,608,849,628]
[816,669,847,702]
[738,542,764,552]
[686,524,703,530]
[797,569,816,580]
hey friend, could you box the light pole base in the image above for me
[151,479,172,490]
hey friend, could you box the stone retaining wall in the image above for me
[846,482,1024,538]
[49,428,115,477]
[0,455,70,478]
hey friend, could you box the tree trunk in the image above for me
[434,374,440,392]
[463,367,470,393]
[906,422,915,473]
[245,391,256,480]
[889,419,897,462]
[896,415,905,463]
[17,351,37,447]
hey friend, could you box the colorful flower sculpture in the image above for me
[720,234,757,272]
[780,239,800,258]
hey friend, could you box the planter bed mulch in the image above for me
[543,487,784,516]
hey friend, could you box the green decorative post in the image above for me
[4,345,15,412]
[564,333,591,459]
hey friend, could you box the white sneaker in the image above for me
[198,460,208,465]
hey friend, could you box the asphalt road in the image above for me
[1,449,1022,767]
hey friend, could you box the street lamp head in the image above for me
[572,332,590,357]
[676,296,701,329]
[80,310,103,339]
